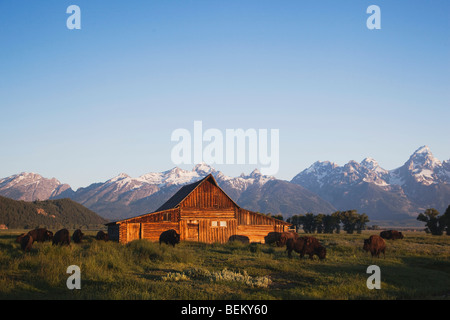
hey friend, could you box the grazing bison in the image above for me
[159,229,180,247]
[363,235,386,258]
[380,230,404,240]
[302,236,327,260]
[27,228,53,243]
[276,231,300,247]
[52,229,71,246]
[21,234,33,252]
[264,232,282,245]
[96,231,109,241]
[286,236,326,260]
[72,229,84,244]
[229,235,250,244]
[16,233,27,243]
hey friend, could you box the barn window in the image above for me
[163,213,170,221]
[211,221,218,227]
[219,221,227,227]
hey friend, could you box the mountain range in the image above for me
[0,146,449,225]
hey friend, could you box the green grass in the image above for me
[1,230,449,300]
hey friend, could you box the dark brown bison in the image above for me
[21,234,33,252]
[72,229,84,243]
[264,232,282,245]
[159,229,180,247]
[229,235,250,244]
[96,231,109,241]
[16,233,27,243]
[363,235,386,258]
[52,229,71,246]
[380,230,404,240]
[276,231,300,247]
[27,228,53,243]
[286,236,326,260]
[302,236,327,260]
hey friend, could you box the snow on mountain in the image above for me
[291,145,450,219]
[388,145,446,186]
[0,172,72,201]
[1,146,448,222]
[293,146,449,190]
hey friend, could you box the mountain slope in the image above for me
[0,196,108,229]
[67,165,335,220]
[291,145,450,220]
[0,173,74,201]
[1,146,448,223]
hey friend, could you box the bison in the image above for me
[21,234,33,252]
[72,229,84,244]
[228,235,250,244]
[380,230,404,240]
[363,235,386,258]
[27,228,53,243]
[286,236,326,260]
[96,231,109,241]
[52,228,71,246]
[159,229,180,247]
[276,231,300,247]
[16,233,27,243]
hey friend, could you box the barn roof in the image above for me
[155,173,239,211]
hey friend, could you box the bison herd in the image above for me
[269,229,404,260]
[16,228,110,252]
[15,227,404,259]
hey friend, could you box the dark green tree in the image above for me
[322,213,341,234]
[331,211,342,234]
[444,205,450,235]
[300,213,317,233]
[339,210,360,234]
[315,214,325,233]
[417,208,445,235]
[355,213,369,234]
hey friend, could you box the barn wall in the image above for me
[125,208,180,224]
[119,223,128,244]
[237,225,276,243]
[181,208,235,220]
[180,179,236,209]
[237,208,274,225]
[200,219,237,244]
[142,222,180,242]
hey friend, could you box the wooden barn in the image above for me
[106,174,291,244]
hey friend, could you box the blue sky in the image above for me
[0,0,449,189]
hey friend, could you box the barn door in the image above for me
[127,223,141,242]
[186,223,199,242]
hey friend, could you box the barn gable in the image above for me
[156,174,239,211]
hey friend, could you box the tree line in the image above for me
[286,210,369,234]
[417,205,450,235]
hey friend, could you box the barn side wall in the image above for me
[142,222,180,242]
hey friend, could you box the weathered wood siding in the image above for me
[142,222,180,242]
[237,208,274,225]
[180,179,235,209]
[125,208,180,223]
[237,225,276,243]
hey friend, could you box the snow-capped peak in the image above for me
[361,157,378,168]
[193,162,216,174]
[407,145,441,169]
[413,145,432,155]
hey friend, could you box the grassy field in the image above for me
[0,230,449,300]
